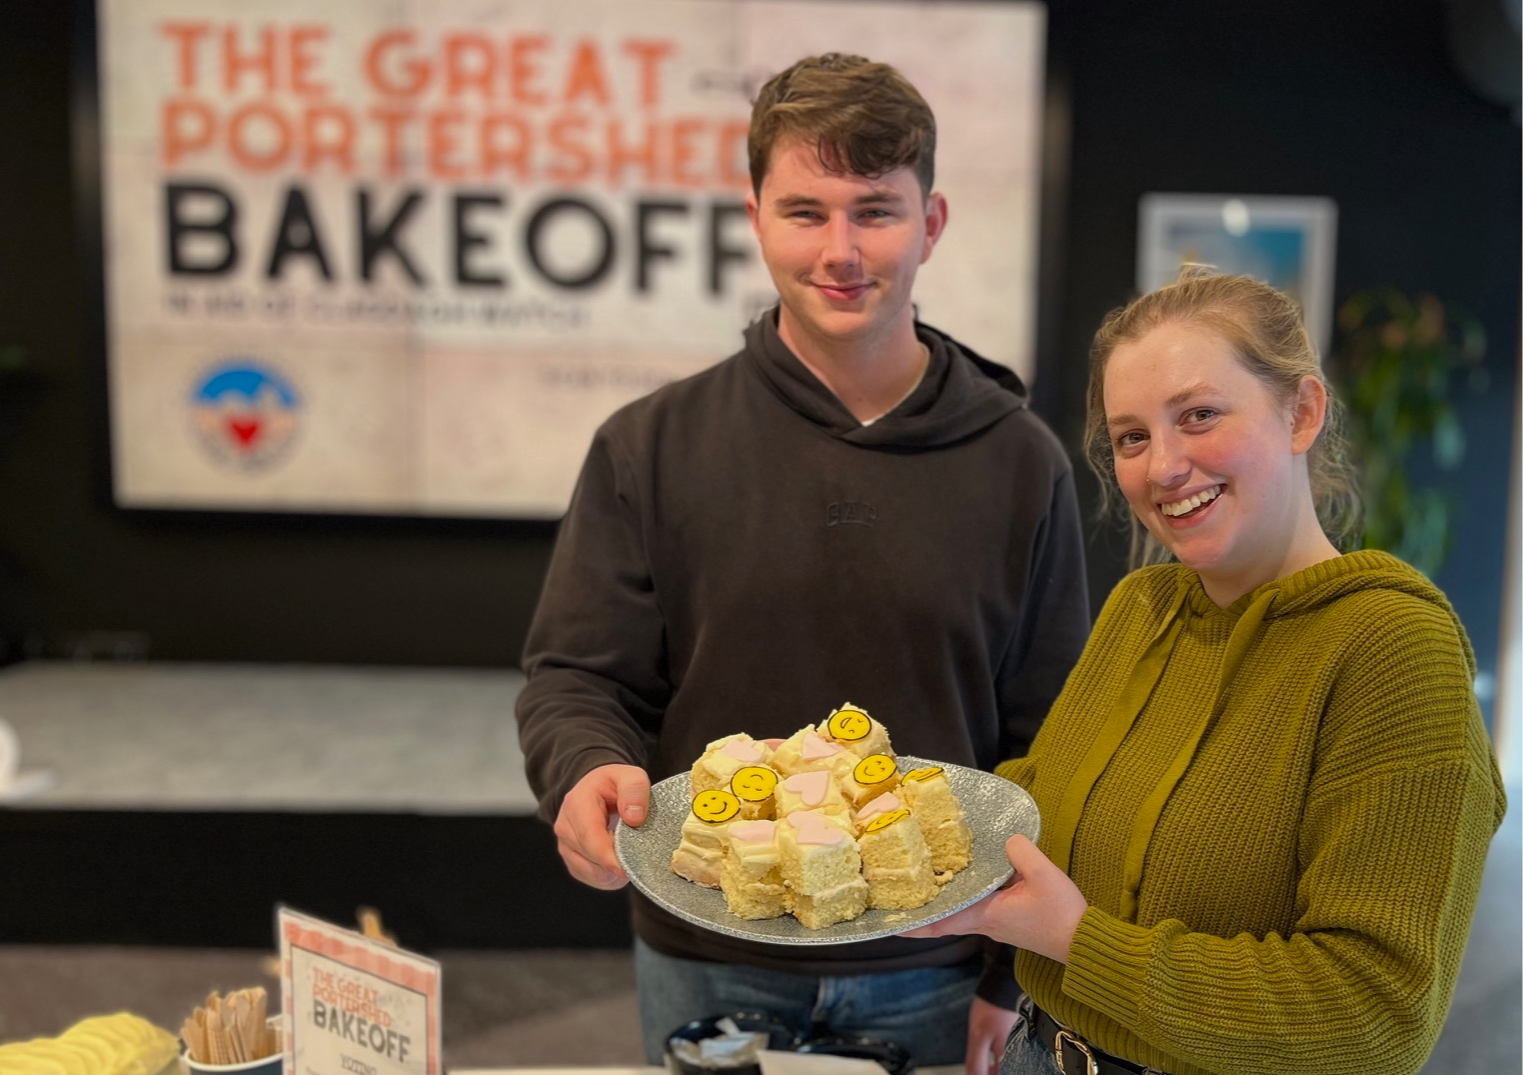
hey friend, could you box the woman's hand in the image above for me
[905,835,1088,964]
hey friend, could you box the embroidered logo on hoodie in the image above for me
[826,501,877,527]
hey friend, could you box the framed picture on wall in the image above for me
[1137,194,1338,354]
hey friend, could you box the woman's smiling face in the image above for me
[1104,322,1314,594]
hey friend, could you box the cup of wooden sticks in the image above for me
[179,987,282,1074]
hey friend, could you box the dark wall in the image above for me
[1041,0,1519,730]
[0,4,1516,704]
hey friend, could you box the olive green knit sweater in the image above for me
[996,550,1506,1075]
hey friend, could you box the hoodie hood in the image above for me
[741,309,1026,448]
[1187,549,1474,661]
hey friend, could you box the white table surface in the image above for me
[447,1059,962,1065]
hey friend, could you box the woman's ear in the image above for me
[1289,376,1327,455]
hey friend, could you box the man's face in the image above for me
[746,137,946,354]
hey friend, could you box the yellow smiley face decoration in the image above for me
[691,789,741,824]
[827,704,872,742]
[903,766,943,784]
[864,808,910,834]
[853,754,897,787]
[730,766,779,803]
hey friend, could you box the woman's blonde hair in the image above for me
[1084,265,1361,568]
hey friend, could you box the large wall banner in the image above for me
[97,0,1045,517]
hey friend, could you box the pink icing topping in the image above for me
[783,771,832,807]
[801,732,844,760]
[761,738,786,750]
[720,737,763,762]
[786,811,845,846]
[729,820,776,843]
[857,792,902,822]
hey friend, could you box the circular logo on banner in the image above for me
[191,360,301,468]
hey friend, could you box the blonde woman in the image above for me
[910,268,1505,1075]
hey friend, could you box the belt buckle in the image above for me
[1053,1027,1100,1075]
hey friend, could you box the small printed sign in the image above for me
[278,907,441,1075]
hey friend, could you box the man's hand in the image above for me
[965,996,1020,1075]
[552,763,651,890]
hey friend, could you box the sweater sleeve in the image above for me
[515,425,672,824]
[1057,598,1506,1075]
[993,466,1090,760]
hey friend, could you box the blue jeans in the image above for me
[999,1027,1062,1074]
[634,937,983,1065]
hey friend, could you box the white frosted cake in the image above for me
[690,734,773,795]
[777,809,868,929]
[670,789,742,887]
[721,819,791,920]
[670,712,974,929]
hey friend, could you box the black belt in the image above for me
[1020,998,1166,1075]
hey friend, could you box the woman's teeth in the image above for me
[1161,485,1223,517]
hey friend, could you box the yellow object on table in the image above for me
[0,1012,180,1075]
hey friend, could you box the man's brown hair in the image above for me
[748,53,936,198]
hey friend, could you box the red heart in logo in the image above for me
[227,417,262,448]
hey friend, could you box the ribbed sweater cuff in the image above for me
[1061,908,1154,1028]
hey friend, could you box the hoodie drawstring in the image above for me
[1117,586,1280,920]
[1045,583,1191,877]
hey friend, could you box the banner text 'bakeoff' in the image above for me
[156,21,754,293]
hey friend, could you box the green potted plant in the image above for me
[0,344,26,380]
[1332,288,1488,576]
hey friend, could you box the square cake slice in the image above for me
[777,809,868,929]
[720,820,791,920]
[899,765,973,876]
[858,806,940,910]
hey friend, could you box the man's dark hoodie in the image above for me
[517,312,1090,989]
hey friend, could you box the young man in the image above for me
[515,53,1089,1072]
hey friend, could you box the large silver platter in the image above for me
[614,755,1040,945]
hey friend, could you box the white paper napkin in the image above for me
[758,1051,888,1074]
[0,718,56,803]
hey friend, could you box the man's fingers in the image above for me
[557,790,624,877]
[553,764,648,891]
[616,770,651,826]
[562,845,629,890]
[965,997,1019,1075]
[563,791,616,851]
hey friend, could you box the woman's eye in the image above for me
[1115,431,1145,449]
[1183,408,1217,424]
